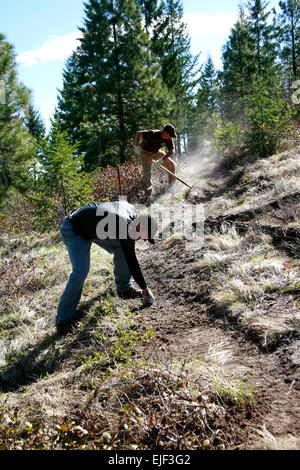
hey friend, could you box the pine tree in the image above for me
[0,33,33,199]
[57,0,172,170]
[220,2,279,125]
[220,7,255,122]
[189,56,220,151]
[24,102,46,187]
[136,0,162,32]
[31,118,93,226]
[217,2,294,157]
[197,56,219,114]
[55,52,86,152]
[277,0,300,82]
[245,76,293,157]
[151,0,199,157]
[247,0,278,80]
[24,103,46,142]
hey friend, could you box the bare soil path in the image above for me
[130,239,300,450]
[124,154,300,449]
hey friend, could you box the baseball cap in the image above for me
[163,124,176,138]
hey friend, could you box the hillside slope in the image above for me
[0,146,299,450]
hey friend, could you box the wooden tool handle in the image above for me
[117,165,123,196]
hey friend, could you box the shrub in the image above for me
[215,121,246,152]
[245,78,293,157]
[92,157,144,204]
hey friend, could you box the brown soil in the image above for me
[124,157,300,450]
[130,244,300,449]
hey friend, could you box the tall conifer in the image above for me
[278,0,300,82]
[220,2,278,122]
[151,0,199,156]
[247,0,277,80]
[57,0,171,170]
[0,34,33,198]
[220,7,255,122]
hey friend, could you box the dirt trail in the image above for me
[130,241,300,449]
[123,151,300,449]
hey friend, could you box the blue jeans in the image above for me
[56,217,134,324]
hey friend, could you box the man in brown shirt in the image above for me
[135,124,177,196]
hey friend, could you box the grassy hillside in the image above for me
[0,146,299,450]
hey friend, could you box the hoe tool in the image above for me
[153,158,192,189]
[117,165,123,197]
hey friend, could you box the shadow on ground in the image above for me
[0,290,115,393]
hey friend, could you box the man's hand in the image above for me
[163,152,172,161]
[142,288,155,306]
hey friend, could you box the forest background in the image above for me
[0,0,299,231]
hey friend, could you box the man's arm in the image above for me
[162,141,174,160]
[163,149,173,160]
[120,239,147,291]
[135,131,143,147]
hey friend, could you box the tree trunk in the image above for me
[111,3,126,163]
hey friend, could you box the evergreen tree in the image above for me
[277,0,300,82]
[247,0,277,79]
[151,0,199,156]
[217,2,295,157]
[24,103,46,142]
[197,56,219,114]
[189,56,220,151]
[55,52,85,150]
[136,0,162,32]
[31,118,93,226]
[220,1,279,124]
[57,0,172,170]
[24,102,47,187]
[0,33,33,199]
[220,7,255,122]
[245,76,293,157]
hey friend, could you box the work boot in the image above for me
[56,319,78,336]
[118,287,143,299]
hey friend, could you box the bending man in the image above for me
[56,200,158,334]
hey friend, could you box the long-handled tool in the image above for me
[153,158,192,189]
[117,165,123,197]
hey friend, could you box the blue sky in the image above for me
[0,0,280,130]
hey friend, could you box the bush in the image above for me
[245,78,293,157]
[22,124,95,231]
[0,157,145,234]
[92,157,144,204]
[215,121,246,153]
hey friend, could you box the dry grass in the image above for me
[0,229,258,450]
[0,146,299,450]
[201,225,300,349]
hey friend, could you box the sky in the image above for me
[0,0,280,130]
